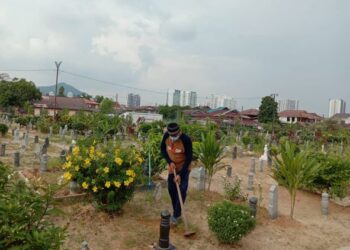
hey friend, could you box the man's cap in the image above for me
[167,122,180,135]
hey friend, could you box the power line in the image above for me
[0,68,263,101]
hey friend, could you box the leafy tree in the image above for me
[273,141,320,218]
[58,86,65,97]
[95,95,105,103]
[80,92,92,99]
[0,78,41,109]
[100,98,114,114]
[258,96,278,123]
[196,130,226,191]
[157,105,184,121]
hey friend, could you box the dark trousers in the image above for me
[168,172,189,218]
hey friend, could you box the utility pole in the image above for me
[270,93,278,141]
[54,61,62,120]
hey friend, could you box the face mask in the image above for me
[170,134,180,141]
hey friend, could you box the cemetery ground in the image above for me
[1,130,350,250]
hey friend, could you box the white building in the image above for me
[166,89,197,107]
[121,112,163,123]
[329,99,346,118]
[208,95,236,110]
[278,99,299,112]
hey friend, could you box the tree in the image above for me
[100,98,114,114]
[272,141,319,218]
[157,105,184,121]
[58,86,65,97]
[95,95,105,103]
[81,92,92,99]
[0,78,41,109]
[258,96,278,123]
[196,130,226,191]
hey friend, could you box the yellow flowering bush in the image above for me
[62,144,143,212]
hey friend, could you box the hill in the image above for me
[38,82,83,96]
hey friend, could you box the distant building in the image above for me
[279,110,322,124]
[166,89,197,107]
[329,99,346,118]
[330,113,350,125]
[127,93,141,108]
[208,95,236,110]
[121,112,163,123]
[278,99,299,112]
[33,96,99,117]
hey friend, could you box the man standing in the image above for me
[161,122,192,225]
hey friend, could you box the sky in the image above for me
[0,0,349,116]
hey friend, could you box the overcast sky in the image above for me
[0,0,349,115]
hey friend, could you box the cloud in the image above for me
[160,16,197,41]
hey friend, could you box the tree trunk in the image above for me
[290,191,296,219]
[207,176,212,191]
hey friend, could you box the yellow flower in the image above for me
[137,156,143,164]
[115,149,120,155]
[72,146,80,156]
[124,180,130,186]
[82,182,89,189]
[66,155,71,161]
[105,181,111,188]
[63,161,72,169]
[115,157,123,166]
[75,166,80,171]
[96,169,99,174]
[84,158,91,167]
[93,186,98,192]
[89,146,95,158]
[103,167,109,174]
[126,169,136,177]
[128,177,134,183]
[63,172,72,181]
[113,181,121,188]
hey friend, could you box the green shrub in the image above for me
[241,135,250,147]
[0,163,66,249]
[208,201,255,244]
[15,116,31,126]
[307,152,350,198]
[0,123,8,136]
[224,177,247,201]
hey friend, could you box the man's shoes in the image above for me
[170,216,182,226]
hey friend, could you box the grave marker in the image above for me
[268,185,278,219]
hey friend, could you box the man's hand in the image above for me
[174,174,181,185]
[168,162,176,174]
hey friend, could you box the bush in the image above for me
[208,201,255,244]
[224,177,247,201]
[63,143,143,213]
[0,163,66,249]
[15,116,31,126]
[0,123,8,136]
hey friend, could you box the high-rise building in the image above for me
[127,93,141,107]
[278,99,299,112]
[166,89,197,107]
[208,95,236,110]
[329,99,346,118]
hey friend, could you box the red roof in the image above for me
[241,109,259,116]
[278,110,322,121]
[34,96,98,112]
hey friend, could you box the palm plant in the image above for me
[272,141,319,219]
[197,130,226,191]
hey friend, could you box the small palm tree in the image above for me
[273,141,319,219]
[197,131,226,191]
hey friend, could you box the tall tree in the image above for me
[100,98,114,114]
[258,96,278,123]
[0,78,41,108]
[80,92,92,99]
[58,86,65,97]
[95,95,105,103]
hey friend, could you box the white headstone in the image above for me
[269,185,278,219]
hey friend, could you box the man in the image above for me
[161,122,192,225]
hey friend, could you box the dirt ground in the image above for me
[1,129,350,250]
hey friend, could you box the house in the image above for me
[278,110,322,124]
[33,96,99,116]
[330,113,350,125]
[121,112,163,124]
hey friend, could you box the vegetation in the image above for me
[58,86,65,97]
[272,141,320,218]
[62,143,143,213]
[100,98,114,114]
[0,163,66,249]
[208,201,256,244]
[223,176,248,201]
[258,96,278,124]
[0,78,41,109]
[0,123,8,136]
[196,131,226,191]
